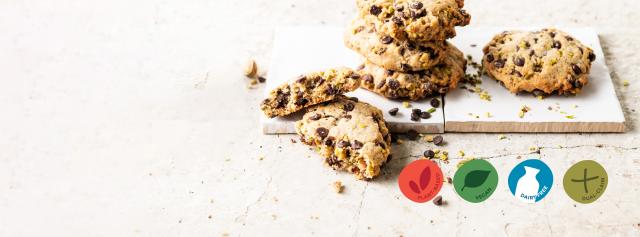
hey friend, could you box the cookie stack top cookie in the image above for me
[345,0,471,100]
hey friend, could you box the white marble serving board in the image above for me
[261,26,625,134]
[445,27,626,132]
[261,27,444,134]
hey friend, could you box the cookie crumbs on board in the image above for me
[244,59,258,78]
[623,80,629,87]
[519,105,531,118]
[402,101,411,108]
[498,134,507,140]
[333,181,344,193]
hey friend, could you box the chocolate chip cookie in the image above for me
[482,29,596,95]
[260,67,361,118]
[344,17,448,72]
[356,0,470,42]
[295,96,391,180]
[359,43,466,100]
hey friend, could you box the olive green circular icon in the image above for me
[453,159,499,203]
[563,160,608,204]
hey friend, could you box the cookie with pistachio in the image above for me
[356,0,470,42]
[358,43,466,100]
[295,96,392,180]
[344,17,448,72]
[260,67,361,118]
[482,28,596,95]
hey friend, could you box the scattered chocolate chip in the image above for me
[316,127,328,139]
[410,1,423,9]
[549,31,556,38]
[327,156,340,166]
[433,195,443,206]
[406,129,418,140]
[424,150,435,159]
[494,59,505,68]
[571,64,582,74]
[420,112,431,119]
[337,140,350,148]
[344,103,355,111]
[432,135,444,146]
[352,140,363,149]
[588,52,596,62]
[485,54,495,63]
[514,57,525,67]
[412,108,422,115]
[290,138,297,143]
[447,177,453,183]
[410,113,420,121]
[388,107,399,116]
[370,5,382,15]
[552,41,562,49]
[392,16,403,25]
[325,85,336,95]
[388,79,400,89]
[430,98,440,108]
[362,74,374,84]
[258,76,266,83]
[348,97,359,102]
[381,36,394,44]
[350,73,360,79]
[324,137,335,146]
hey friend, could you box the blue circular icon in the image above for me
[508,159,553,203]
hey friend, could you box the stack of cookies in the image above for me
[345,0,471,100]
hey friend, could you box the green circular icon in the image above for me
[453,159,499,203]
[563,160,608,204]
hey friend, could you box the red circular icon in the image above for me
[398,159,444,203]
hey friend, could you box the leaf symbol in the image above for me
[409,181,421,194]
[461,170,491,191]
[419,167,431,190]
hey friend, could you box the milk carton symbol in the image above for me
[515,166,540,203]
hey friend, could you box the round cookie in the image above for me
[356,0,470,42]
[344,17,448,72]
[482,28,596,95]
[295,96,392,180]
[358,44,466,100]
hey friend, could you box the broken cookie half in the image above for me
[295,96,392,180]
[260,67,361,118]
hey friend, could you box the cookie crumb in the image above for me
[333,181,344,193]
[258,76,266,83]
[290,138,297,143]
[402,101,411,108]
[519,105,531,118]
[423,135,434,142]
[432,135,444,146]
[485,112,492,118]
[433,195,443,206]
[498,134,507,140]
[565,115,575,119]
[447,177,453,184]
[623,80,630,87]
[244,59,258,78]
[458,150,465,157]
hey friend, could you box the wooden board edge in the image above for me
[444,121,626,133]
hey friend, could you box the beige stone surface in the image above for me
[0,0,639,236]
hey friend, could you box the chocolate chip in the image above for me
[309,113,321,120]
[337,140,350,148]
[432,135,443,146]
[342,114,352,119]
[588,52,596,62]
[423,150,435,159]
[388,79,400,89]
[363,74,374,84]
[381,36,394,44]
[410,113,420,121]
[485,54,495,63]
[388,107,399,116]
[420,112,431,119]
[412,108,422,115]
[552,41,562,49]
[352,140,363,149]
[348,97,359,102]
[406,129,418,140]
[390,133,398,143]
[356,64,365,70]
[394,5,404,11]
[566,36,574,41]
[494,59,505,68]
[430,98,440,108]
[514,57,525,67]
[350,73,361,79]
[392,16,403,25]
[386,69,394,76]
[410,1,423,9]
[370,5,382,15]
[295,97,308,106]
[571,64,582,74]
[275,92,289,108]
[325,85,336,95]
[325,137,335,146]
[296,75,306,83]
[376,80,386,89]
[344,102,355,111]
[327,156,341,166]
[532,90,545,97]
[316,127,328,139]
[433,195,443,206]
[549,31,556,38]
[258,76,266,83]
[400,64,412,71]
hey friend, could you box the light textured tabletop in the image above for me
[1,0,639,236]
